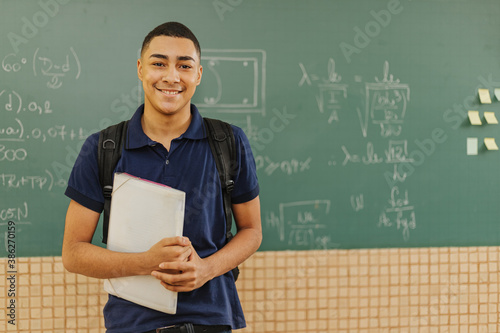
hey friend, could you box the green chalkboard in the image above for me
[1,0,500,256]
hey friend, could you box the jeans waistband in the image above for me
[144,323,231,333]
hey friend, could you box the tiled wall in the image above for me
[2,247,500,332]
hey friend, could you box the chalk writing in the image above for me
[0,90,52,115]
[385,140,413,163]
[265,211,283,242]
[390,164,407,183]
[33,47,81,89]
[0,169,63,191]
[2,47,81,89]
[0,145,27,162]
[255,155,311,176]
[0,119,23,142]
[279,200,331,248]
[299,58,348,123]
[341,142,383,166]
[0,202,28,223]
[340,140,413,166]
[314,235,339,250]
[0,118,87,142]
[1,53,27,72]
[358,61,410,137]
[351,194,364,212]
[378,186,416,241]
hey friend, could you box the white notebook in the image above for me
[103,173,185,314]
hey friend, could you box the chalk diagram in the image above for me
[279,200,332,249]
[194,49,266,115]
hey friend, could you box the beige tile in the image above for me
[2,249,500,332]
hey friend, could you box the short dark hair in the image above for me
[141,22,201,59]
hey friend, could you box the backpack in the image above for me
[97,118,239,281]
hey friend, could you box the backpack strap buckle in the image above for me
[225,179,234,193]
[103,185,113,199]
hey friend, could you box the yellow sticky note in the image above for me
[468,110,482,125]
[484,112,498,124]
[479,89,492,104]
[484,138,498,150]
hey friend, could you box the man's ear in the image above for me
[137,58,143,81]
[196,65,203,86]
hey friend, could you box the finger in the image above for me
[152,270,191,287]
[157,269,183,275]
[178,247,192,261]
[158,236,191,247]
[160,281,194,293]
[159,261,189,271]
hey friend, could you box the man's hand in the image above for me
[150,196,262,292]
[143,236,192,274]
[151,244,213,292]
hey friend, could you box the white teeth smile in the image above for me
[157,88,180,95]
[163,90,180,95]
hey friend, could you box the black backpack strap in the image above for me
[203,117,239,280]
[97,120,129,244]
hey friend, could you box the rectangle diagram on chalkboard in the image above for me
[194,49,266,115]
[278,200,331,249]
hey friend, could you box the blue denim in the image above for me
[143,328,231,333]
[144,331,231,333]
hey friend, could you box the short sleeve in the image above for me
[230,125,259,204]
[64,132,105,213]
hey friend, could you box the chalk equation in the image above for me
[265,200,332,248]
[0,202,30,253]
[299,58,348,124]
[351,194,364,212]
[0,202,28,224]
[298,59,410,136]
[378,186,416,241]
[0,118,87,143]
[255,155,311,176]
[0,170,64,191]
[0,145,27,162]
[339,140,414,166]
[358,61,410,137]
[1,47,81,89]
[194,49,266,115]
[0,90,52,115]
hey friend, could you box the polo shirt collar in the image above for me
[126,104,206,149]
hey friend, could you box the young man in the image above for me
[62,22,262,333]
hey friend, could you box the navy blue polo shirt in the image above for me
[65,104,259,332]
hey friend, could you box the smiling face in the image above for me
[137,35,203,118]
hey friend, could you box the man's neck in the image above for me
[141,104,192,151]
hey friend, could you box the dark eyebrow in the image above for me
[149,54,196,62]
[178,56,196,62]
[149,53,168,60]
